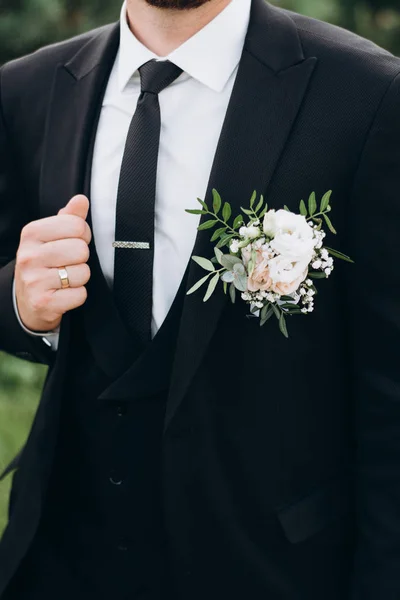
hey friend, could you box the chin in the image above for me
[144,0,212,8]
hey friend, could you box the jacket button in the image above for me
[116,403,127,417]
[109,476,123,486]
[117,540,129,551]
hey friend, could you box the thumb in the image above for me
[58,195,89,220]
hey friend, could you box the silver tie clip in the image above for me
[112,242,150,250]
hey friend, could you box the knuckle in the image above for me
[16,248,34,267]
[20,270,39,289]
[76,286,88,306]
[20,221,37,241]
[31,292,52,313]
[81,263,91,282]
[76,239,90,262]
[73,216,87,239]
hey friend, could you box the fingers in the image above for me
[51,286,88,314]
[37,238,90,268]
[50,264,91,290]
[58,195,89,220]
[21,214,92,245]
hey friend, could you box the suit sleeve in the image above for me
[350,71,400,599]
[0,65,53,365]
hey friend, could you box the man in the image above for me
[0,0,400,597]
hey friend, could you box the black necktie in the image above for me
[113,60,183,343]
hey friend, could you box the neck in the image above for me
[126,0,232,56]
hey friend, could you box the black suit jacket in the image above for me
[1,1,400,598]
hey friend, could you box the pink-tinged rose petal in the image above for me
[247,248,273,292]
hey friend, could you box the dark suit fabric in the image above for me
[1,1,400,598]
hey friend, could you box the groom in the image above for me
[1,0,400,597]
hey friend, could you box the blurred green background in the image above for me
[0,0,399,536]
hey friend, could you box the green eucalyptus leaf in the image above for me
[222,202,232,222]
[259,204,268,218]
[323,213,337,234]
[197,198,208,211]
[271,303,280,319]
[220,255,242,270]
[223,280,228,295]
[216,234,234,249]
[186,273,211,295]
[325,247,354,263]
[308,271,327,279]
[198,219,218,231]
[284,205,290,212]
[308,192,317,216]
[203,272,220,302]
[185,209,207,215]
[233,273,247,292]
[214,247,224,264]
[210,226,227,242]
[299,200,307,216]
[233,215,244,229]
[260,307,274,326]
[221,271,235,283]
[279,313,289,338]
[192,256,215,272]
[249,190,257,208]
[212,189,222,214]
[320,190,332,212]
[229,283,236,304]
[255,194,264,213]
[241,208,253,216]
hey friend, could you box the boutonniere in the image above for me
[186,190,352,337]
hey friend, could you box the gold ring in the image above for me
[58,267,70,289]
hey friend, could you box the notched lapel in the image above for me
[39,24,119,218]
[165,0,317,432]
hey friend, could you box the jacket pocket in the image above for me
[277,475,353,544]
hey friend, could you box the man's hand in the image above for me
[14,195,92,333]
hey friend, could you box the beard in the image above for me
[144,0,212,8]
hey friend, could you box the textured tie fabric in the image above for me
[113,60,183,343]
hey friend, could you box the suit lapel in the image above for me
[40,24,141,377]
[165,0,317,431]
[40,24,120,217]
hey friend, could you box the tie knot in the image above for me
[139,60,183,95]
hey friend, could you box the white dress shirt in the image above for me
[15,0,252,348]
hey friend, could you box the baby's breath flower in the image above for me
[230,239,240,253]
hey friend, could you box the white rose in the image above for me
[270,231,315,263]
[263,210,278,237]
[264,208,313,237]
[239,225,260,239]
[268,255,309,285]
[267,210,316,262]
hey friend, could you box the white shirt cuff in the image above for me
[12,280,60,351]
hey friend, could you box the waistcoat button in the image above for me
[109,476,123,486]
[116,403,127,417]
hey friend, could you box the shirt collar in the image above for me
[118,0,252,93]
